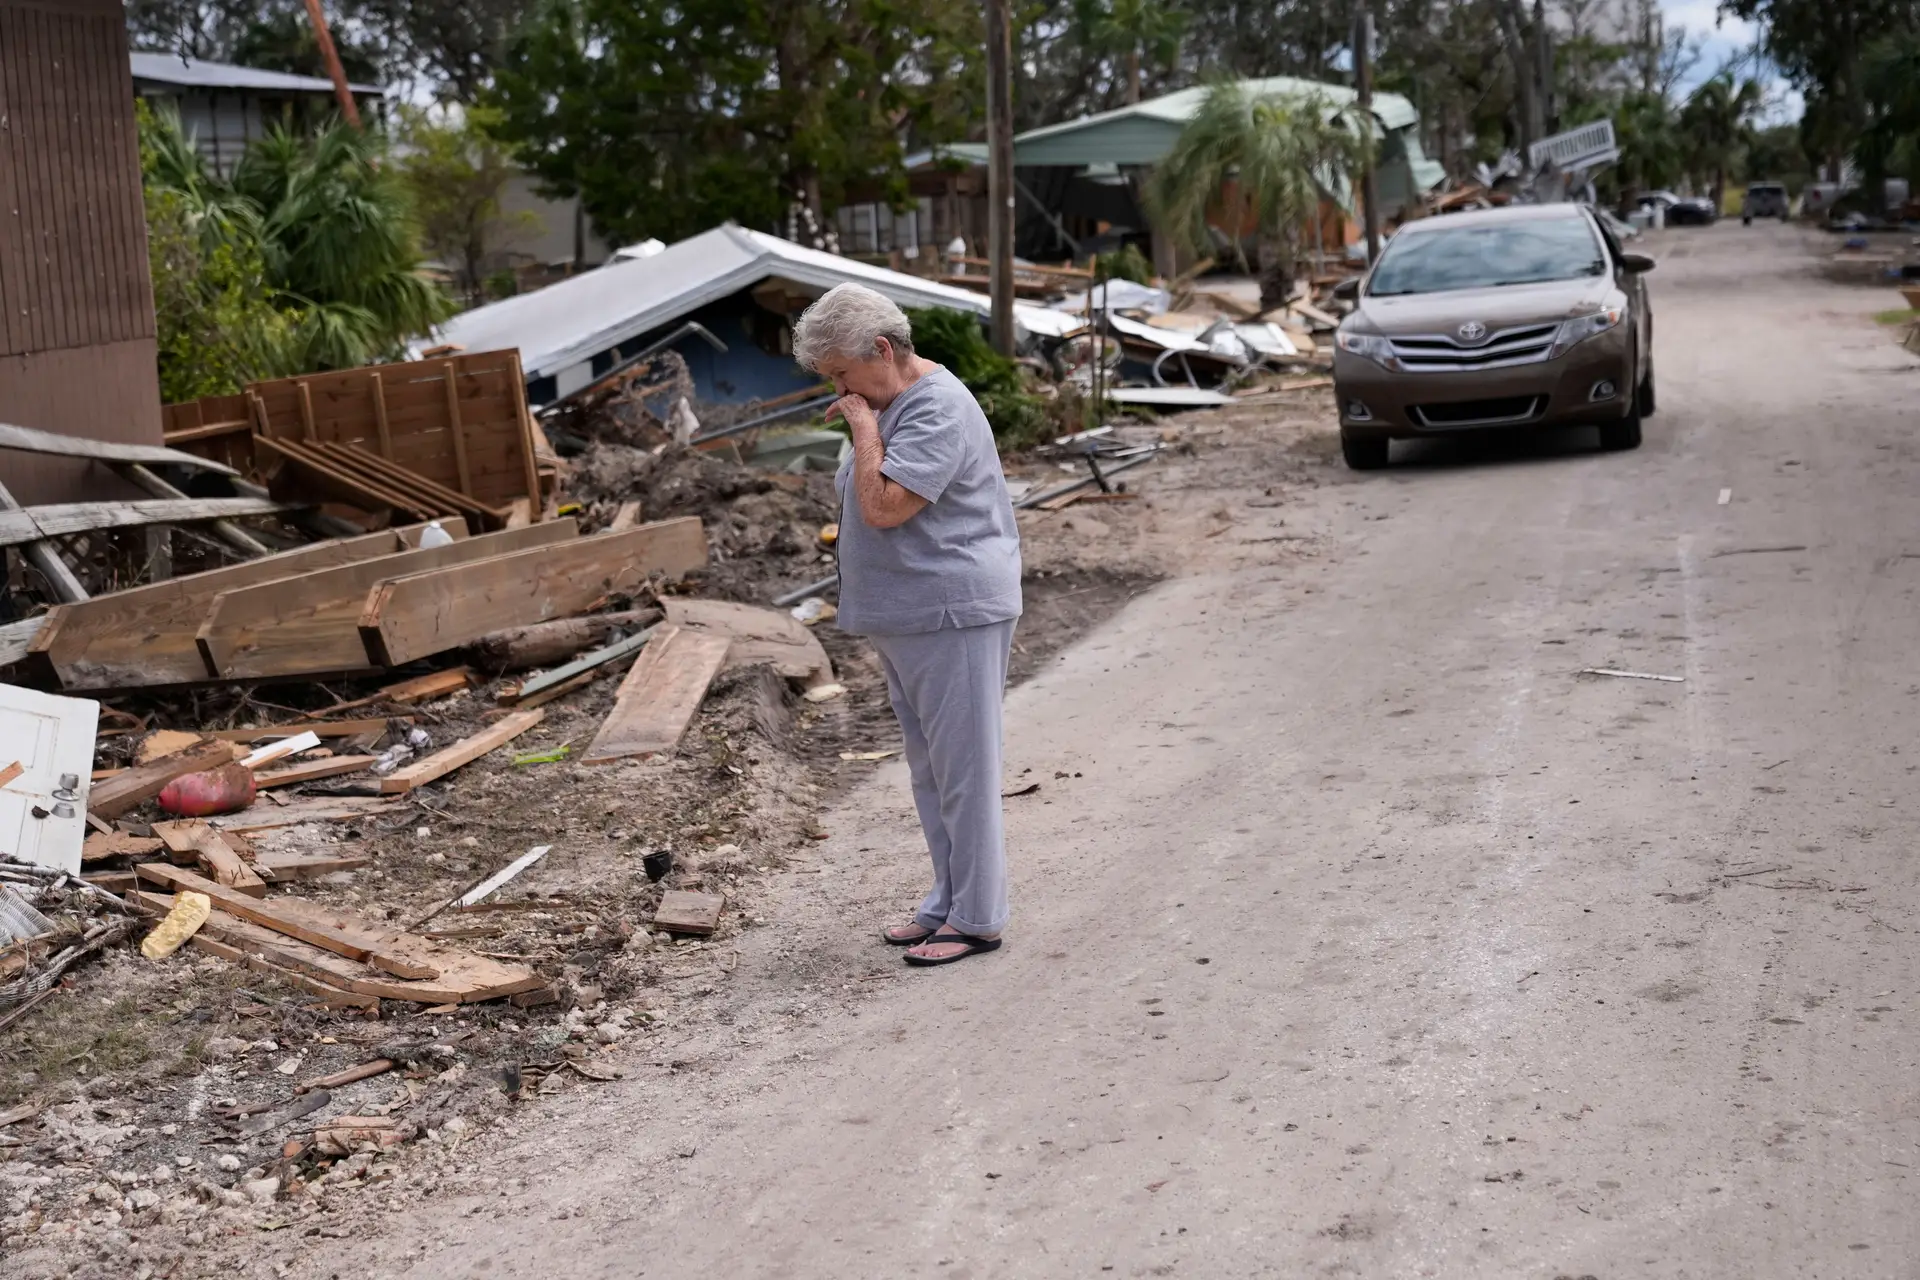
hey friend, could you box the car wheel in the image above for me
[1341,428,1389,470]
[1599,411,1643,451]
[1637,362,1656,417]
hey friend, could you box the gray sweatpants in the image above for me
[867,619,1016,936]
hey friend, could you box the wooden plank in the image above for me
[0,760,22,789]
[135,863,439,980]
[127,895,381,1009]
[359,519,708,667]
[161,418,250,445]
[509,350,542,519]
[583,624,730,763]
[253,849,370,881]
[88,737,231,820]
[378,709,545,794]
[149,819,264,895]
[198,521,578,680]
[258,435,445,519]
[297,379,317,441]
[320,667,473,715]
[318,442,510,521]
[253,755,377,789]
[80,830,161,863]
[652,890,724,936]
[34,521,460,691]
[607,501,642,533]
[0,617,45,668]
[211,795,399,834]
[511,668,595,711]
[443,365,474,497]
[369,370,392,458]
[0,420,238,475]
[0,474,87,603]
[0,497,289,548]
[209,718,393,743]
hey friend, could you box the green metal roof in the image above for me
[1013,76,1420,168]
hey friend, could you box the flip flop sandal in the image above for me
[903,931,1003,967]
[881,923,936,946]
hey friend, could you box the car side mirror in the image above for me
[1332,277,1361,301]
[1620,252,1656,274]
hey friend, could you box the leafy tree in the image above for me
[905,308,1050,448]
[1145,83,1370,309]
[395,105,540,307]
[1090,0,1186,105]
[1681,75,1763,208]
[1611,90,1685,198]
[138,104,299,401]
[229,120,456,367]
[1861,31,1920,197]
[487,0,978,246]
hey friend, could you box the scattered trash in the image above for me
[419,520,456,549]
[1578,668,1684,683]
[139,889,211,960]
[453,845,554,910]
[802,683,847,703]
[791,597,836,624]
[839,750,898,762]
[642,850,675,882]
[156,763,258,816]
[1001,782,1042,798]
[512,745,573,765]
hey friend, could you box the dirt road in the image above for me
[291,223,1920,1278]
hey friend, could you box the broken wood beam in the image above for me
[0,421,240,474]
[583,624,730,763]
[472,607,659,673]
[358,519,708,668]
[197,520,578,679]
[652,890,724,936]
[317,667,473,716]
[30,521,462,691]
[88,738,233,820]
[151,820,265,896]
[118,463,274,558]
[135,864,439,980]
[378,709,545,794]
[208,718,396,744]
[253,755,377,789]
[0,475,86,602]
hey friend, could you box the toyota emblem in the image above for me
[1457,321,1488,343]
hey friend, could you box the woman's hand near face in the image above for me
[826,393,880,436]
[837,393,930,530]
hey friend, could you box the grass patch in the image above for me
[1873,308,1919,325]
[0,995,154,1104]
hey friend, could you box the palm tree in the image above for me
[1145,83,1372,309]
[1681,75,1761,209]
[1090,0,1186,105]
[232,121,455,369]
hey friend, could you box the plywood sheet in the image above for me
[583,624,730,763]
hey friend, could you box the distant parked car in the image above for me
[1634,191,1716,226]
[1742,183,1790,223]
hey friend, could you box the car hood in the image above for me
[1353,278,1617,338]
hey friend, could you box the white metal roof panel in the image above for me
[129,51,382,96]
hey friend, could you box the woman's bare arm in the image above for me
[831,394,929,529]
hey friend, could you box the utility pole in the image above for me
[985,0,1017,357]
[302,0,362,129]
[1353,3,1382,263]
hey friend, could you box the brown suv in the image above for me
[1331,203,1655,470]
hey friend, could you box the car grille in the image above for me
[1411,395,1548,428]
[1387,323,1560,371]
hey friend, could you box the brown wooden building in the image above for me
[0,0,162,505]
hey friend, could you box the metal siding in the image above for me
[0,0,156,360]
[1012,117,1184,167]
[0,0,163,502]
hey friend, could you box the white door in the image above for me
[0,682,100,874]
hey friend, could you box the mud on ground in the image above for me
[0,388,1339,1279]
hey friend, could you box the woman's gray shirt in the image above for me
[833,367,1023,636]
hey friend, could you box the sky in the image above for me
[1660,0,1803,123]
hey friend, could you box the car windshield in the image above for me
[1367,217,1608,296]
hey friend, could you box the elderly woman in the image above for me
[792,283,1022,967]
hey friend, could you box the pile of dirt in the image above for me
[569,441,841,603]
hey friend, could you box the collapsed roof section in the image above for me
[423,224,1080,406]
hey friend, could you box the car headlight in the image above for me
[1336,329,1399,369]
[1551,307,1623,357]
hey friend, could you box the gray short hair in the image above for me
[791,283,915,371]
